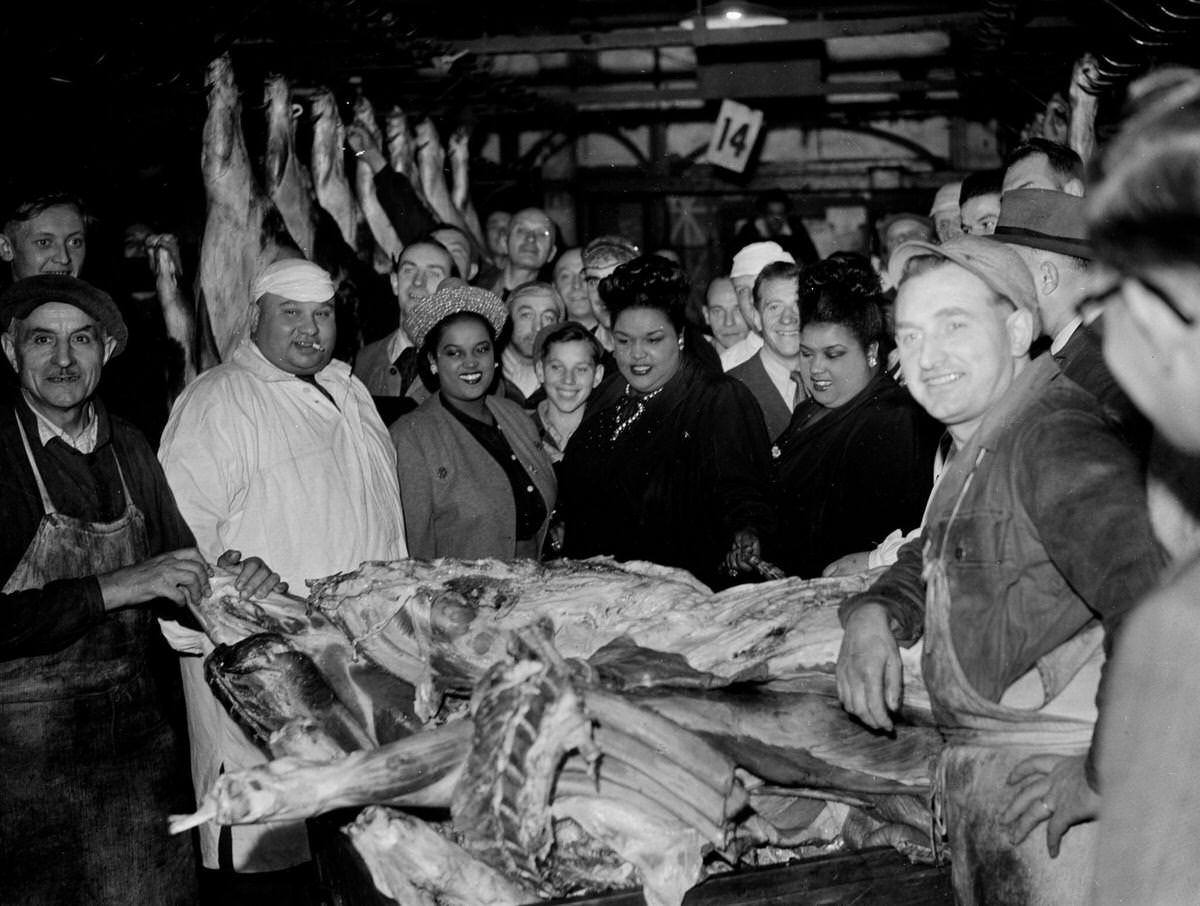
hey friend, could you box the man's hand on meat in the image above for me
[1001,753,1099,858]
[835,603,901,732]
[97,547,284,612]
[98,546,212,611]
[216,548,288,599]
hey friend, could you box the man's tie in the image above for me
[790,370,806,408]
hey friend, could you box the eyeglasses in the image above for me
[1076,274,1196,327]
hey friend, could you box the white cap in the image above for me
[730,241,795,279]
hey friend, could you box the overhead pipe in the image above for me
[1079,0,1200,93]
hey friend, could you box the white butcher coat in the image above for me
[159,339,408,872]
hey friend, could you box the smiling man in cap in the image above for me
[0,275,285,902]
[158,257,408,897]
[835,235,1166,905]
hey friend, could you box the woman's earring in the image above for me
[677,337,685,351]
[868,357,877,367]
[431,364,438,374]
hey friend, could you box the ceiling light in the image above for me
[680,2,788,30]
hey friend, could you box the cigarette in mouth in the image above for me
[309,343,326,351]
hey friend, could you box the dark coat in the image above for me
[1053,318,1151,459]
[728,351,793,441]
[558,356,776,588]
[771,370,941,578]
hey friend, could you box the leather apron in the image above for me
[923,447,1100,906]
[0,418,197,905]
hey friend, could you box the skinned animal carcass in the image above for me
[198,55,292,362]
[307,557,877,720]
[310,89,361,251]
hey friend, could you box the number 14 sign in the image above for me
[706,100,764,174]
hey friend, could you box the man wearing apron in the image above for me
[0,275,282,904]
[835,238,1166,905]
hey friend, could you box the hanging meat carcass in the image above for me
[265,74,321,262]
[350,95,403,268]
[198,55,291,362]
[310,89,361,252]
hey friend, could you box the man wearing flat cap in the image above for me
[0,276,282,902]
[158,258,408,898]
[995,188,1148,453]
[834,236,1166,906]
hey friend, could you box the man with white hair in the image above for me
[719,240,796,371]
[501,281,565,405]
[159,258,408,899]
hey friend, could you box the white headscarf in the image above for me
[251,259,336,303]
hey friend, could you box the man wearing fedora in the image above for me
[834,236,1165,905]
[995,188,1149,454]
[0,275,281,903]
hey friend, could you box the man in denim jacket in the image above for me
[835,236,1165,905]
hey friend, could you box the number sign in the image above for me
[707,100,764,174]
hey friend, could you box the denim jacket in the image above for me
[841,356,1166,712]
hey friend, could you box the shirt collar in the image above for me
[1049,316,1082,355]
[22,389,100,453]
[386,328,414,365]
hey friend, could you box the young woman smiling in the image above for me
[390,280,556,560]
[773,254,941,578]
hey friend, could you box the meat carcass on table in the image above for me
[308,557,876,720]
[198,55,289,362]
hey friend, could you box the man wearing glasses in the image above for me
[473,207,557,301]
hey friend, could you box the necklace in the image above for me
[609,385,665,442]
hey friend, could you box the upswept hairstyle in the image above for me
[599,255,689,333]
[797,252,885,352]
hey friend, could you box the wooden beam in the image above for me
[543,79,961,107]
[457,13,982,56]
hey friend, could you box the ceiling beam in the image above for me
[456,12,982,56]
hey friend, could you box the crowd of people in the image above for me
[2,63,1200,906]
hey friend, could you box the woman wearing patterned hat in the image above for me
[390,278,556,560]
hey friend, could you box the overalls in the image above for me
[923,442,1101,906]
[0,418,196,904]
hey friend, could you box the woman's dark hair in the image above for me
[798,252,885,353]
[418,311,497,385]
[599,255,689,333]
[1088,67,1200,271]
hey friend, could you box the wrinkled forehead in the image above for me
[510,287,561,315]
[13,301,99,334]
